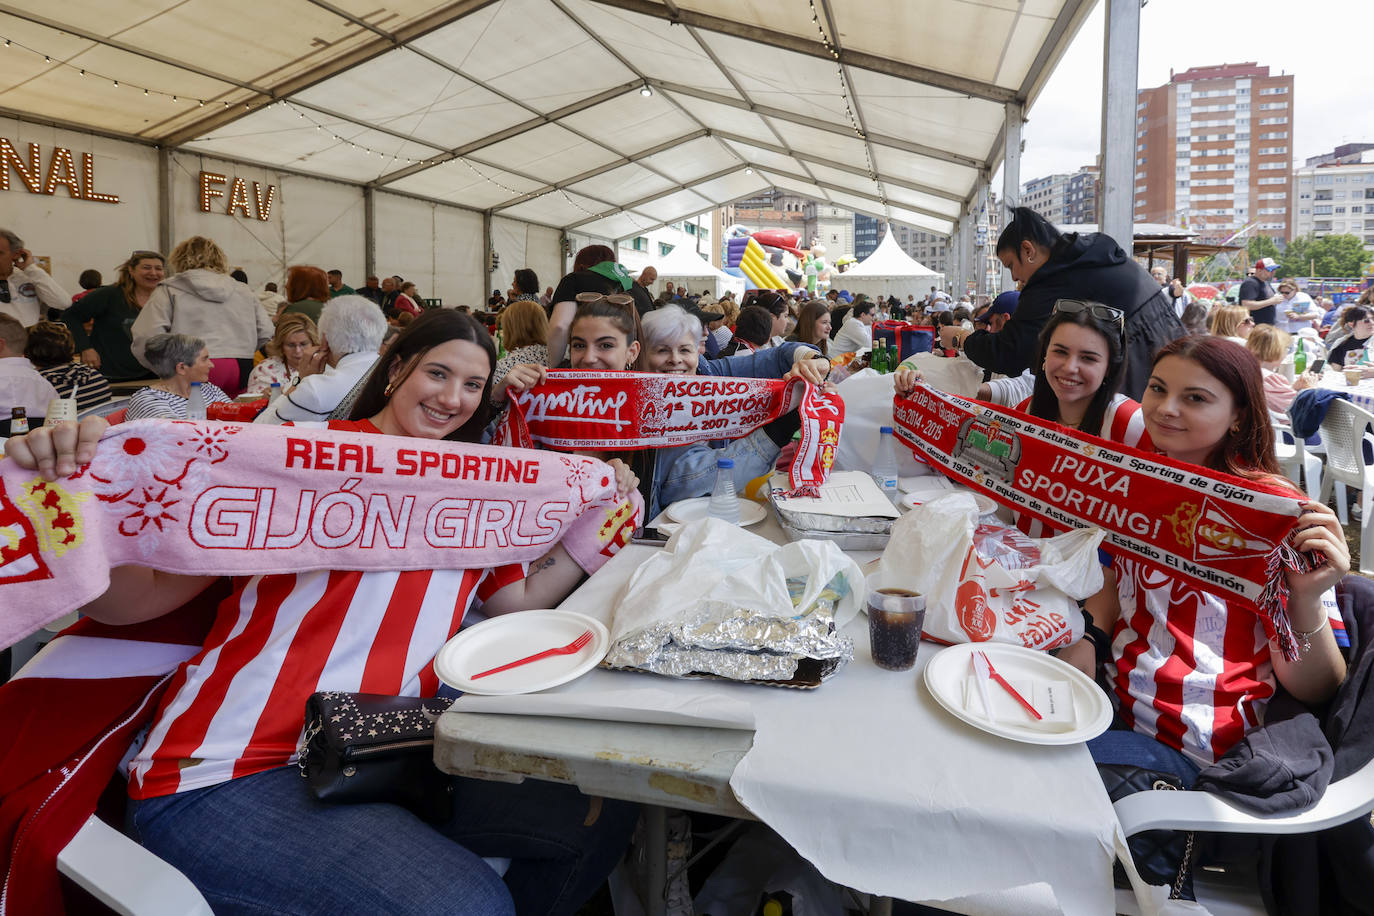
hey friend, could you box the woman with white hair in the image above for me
[125,333,232,420]
[254,295,388,424]
[637,304,826,516]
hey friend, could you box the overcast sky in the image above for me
[1017,0,1374,182]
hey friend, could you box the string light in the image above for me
[805,0,888,214]
[277,101,426,166]
[0,33,228,109]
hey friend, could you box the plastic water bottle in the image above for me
[269,381,282,404]
[707,457,740,524]
[873,427,899,502]
[186,382,207,420]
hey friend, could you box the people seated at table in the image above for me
[1207,304,1253,345]
[1087,337,1348,785]
[719,305,773,356]
[24,320,112,413]
[244,313,320,395]
[125,333,232,420]
[131,236,273,397]
[1326,306,1374,369]
[492,299,549,390]
[4,309,641,916]
[62,250,163,382]
[254,295,386,425]
[1244,324,1318,413]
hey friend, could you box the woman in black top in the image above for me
[61,250,163,382]
[546,245,633,364]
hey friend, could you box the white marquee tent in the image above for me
[645,240,745,300]
[836,228,943,300]
[0,0,1102,306]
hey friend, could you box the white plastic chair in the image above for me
[1113,754,1374,915]
[1317,398,1374,574]
[57,815,213,916]
[1269,410,1322,500]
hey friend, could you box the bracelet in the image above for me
[1270,617,1329,655]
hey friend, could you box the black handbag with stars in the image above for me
[298,691,455,822]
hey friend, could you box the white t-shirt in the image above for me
[832,316,872,355]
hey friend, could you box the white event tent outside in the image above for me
[0,0,1138,310]
[836,228,943,300]
[643,240,745,300]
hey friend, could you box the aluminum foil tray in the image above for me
[774,510,891,550]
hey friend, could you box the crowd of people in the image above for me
[1,206,1369,913]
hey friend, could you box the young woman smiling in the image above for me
[1089,336,1349,782]
[5,309,640,916]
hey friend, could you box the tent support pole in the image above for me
[973,180,989,298]
[157,147,172,258]
[1001,102,1023,293]
[1099,0,1140,250]
[364,187,377,279]
[483,210,493,299]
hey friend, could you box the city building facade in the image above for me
[1134,62,1294,242]
[1293,147,1374,254]
[1020,164,1099,227]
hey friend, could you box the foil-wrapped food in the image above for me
[604,573,854,687]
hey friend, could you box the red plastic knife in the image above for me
[975,650,1042,721]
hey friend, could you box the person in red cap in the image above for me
[1240,257,1284,326]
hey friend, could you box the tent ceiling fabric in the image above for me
[0,0,1091,236]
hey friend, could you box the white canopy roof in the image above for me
[844,229,941,278]
[645,239,746,298]
[0,0,1095,237]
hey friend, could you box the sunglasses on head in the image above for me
[1053,298,1124,327]
[575,292,635,308]
[129,250,163,262]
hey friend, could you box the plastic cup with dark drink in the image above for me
[866,570,926,671]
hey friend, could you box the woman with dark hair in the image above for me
[280,265,331,325]
[752,291,790,346]
[62,250,164,381]
[5,307,641,915]
[788,301,831,356]
[546,246,632,365]
[24,320,112,412]
[1326,306,1374,368]
[1083,336,1348,786]
[941,206,1185,400]
[509,269,540,303]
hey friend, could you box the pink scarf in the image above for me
[893,385,1314,660]
[494,370,844,495]
[0,419,641,647]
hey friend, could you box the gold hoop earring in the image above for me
[384,381,397,398]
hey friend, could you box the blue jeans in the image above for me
[127,765,638,916]
[1087,727,1201,787]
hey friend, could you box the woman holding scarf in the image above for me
[1088,337,1348,784]
[6,309,641,916]
[496,298,830,517]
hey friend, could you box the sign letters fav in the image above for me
[199,171,276,221]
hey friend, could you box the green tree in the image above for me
[1246,235,1280,264]
[1280,234,1370,278]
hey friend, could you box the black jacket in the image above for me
[962,232,1185,400]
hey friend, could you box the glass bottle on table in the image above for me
[1293,337,1306,375]
[707,457,740,524]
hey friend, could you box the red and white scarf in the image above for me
[494,370,844,495]
[0,419,641,647]
[892,385,1314,660]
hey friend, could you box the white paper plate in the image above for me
[665,496,767,527]
[923,642,1113,746]
[900,488,997,517]
[434,610,610,696]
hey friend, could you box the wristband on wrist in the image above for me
[1081,608,1112,666]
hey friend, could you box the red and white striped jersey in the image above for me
[1109,555,1342,766]
[128,564,526,799]
[1014,393,1151,539]
[128,418,529,799]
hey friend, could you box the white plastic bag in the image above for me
[603,518,865,684]
[832,369,930,478]
[883,492,1105,651]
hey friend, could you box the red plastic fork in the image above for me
[470,630,595,680]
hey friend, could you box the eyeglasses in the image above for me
[1053,298,1124,327]
[575,292,636,308]
[1240,318,1256,327]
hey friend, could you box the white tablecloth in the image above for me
[455,536,1167,915]
[1315,370,1374,412]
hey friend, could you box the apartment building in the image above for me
[1293,146,1374,254]
[1134,63,1294,241]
